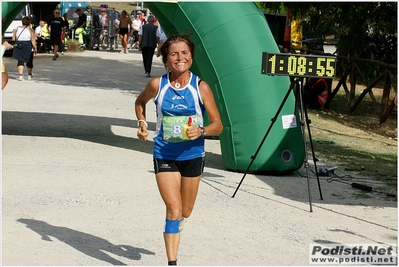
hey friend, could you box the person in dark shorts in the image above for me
[118,10,133,53]
[47,8,64,60]
[135,34,223,265]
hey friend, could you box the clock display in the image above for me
[262,52,336,78]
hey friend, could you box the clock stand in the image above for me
[233,52,337,213]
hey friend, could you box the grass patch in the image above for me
[306,82,397,194]
[331,193,346,200]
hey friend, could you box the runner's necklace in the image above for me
[175,82,182,88]
[173,74,190,88]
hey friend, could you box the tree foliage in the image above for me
[259,2,397,64]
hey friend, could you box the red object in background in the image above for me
[316,78,329,107]
[283,7,291,52]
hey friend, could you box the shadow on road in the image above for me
[17,218,155,265]
[2,110,225,169]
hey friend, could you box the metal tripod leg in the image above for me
[232,79,322,213]
[296,80,314,212]
[296,80,324,212]
[232,82,295,198]
[303,97,324,201]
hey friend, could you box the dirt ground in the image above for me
[1,49,397,266]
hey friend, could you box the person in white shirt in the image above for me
[35,20,46,52]
[12,16,37,80]
[129,13,142,49]
[99,8,108,46]
[156,24,167,57]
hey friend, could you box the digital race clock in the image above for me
[261,52,336,78]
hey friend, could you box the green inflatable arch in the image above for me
[147,2,305,173]
[2,2,28,35]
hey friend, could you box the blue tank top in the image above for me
[153,72,205,160]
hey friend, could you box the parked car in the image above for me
[302,37,324,53]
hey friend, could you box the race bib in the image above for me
[162,115,200,143]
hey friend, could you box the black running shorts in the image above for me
[153,157,205,177]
